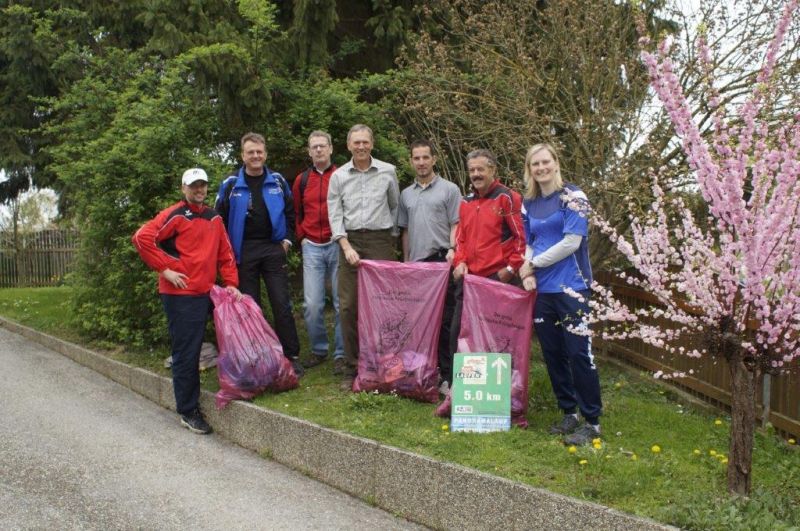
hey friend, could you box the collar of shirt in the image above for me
[312,164,334,175]
[413,174,440,190]
[343,157,394,174]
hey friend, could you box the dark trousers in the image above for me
[338,229,396,368]
[161,293,210,416]
[421,250,456,383]
[534,291,602,424]
[238,239,300,359]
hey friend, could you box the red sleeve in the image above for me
[453,202,467,267]
[292,173,305,242]
[131,205,180,273]
[502,191,526,271]
[215,217,239,287]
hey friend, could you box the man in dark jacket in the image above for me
[215,132,304,377]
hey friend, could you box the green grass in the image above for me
[3,286,800,529]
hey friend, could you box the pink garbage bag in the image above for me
[353,260,449,402]
[435,274,535,426]
[210,285,298,409]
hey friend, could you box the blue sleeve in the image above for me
[521,199,534,246]
[562,201,589,237]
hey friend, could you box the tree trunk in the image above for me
[727,349,758,496]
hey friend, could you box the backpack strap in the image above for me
[296,168,311,221]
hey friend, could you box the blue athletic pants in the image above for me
[534,290,602,424]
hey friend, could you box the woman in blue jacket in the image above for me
[519,143,602,446]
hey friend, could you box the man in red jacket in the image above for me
[450,149,525,354]
[132,168,241,435]
[293,130,345,373]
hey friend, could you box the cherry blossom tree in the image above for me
[572,0,800,495]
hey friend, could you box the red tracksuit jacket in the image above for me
[132,200,238,295]
[292,165,337,244]
[453,180,525,278]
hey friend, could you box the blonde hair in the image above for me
[524,143,563,199]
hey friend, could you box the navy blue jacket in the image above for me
[215,166,295,264]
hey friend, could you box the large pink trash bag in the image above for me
[210,285,298,409]
[435,274,536,427]
[352,260,449,402]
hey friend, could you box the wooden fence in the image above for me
[594,271,800,438]
[0,229,78,287]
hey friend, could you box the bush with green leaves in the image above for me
[45,43,405,348]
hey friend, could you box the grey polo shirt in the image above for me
[397,175,461,261]
[328,157,400,240]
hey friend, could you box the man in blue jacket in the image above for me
[216,132,303,377]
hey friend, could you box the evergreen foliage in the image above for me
[27,1,405,347]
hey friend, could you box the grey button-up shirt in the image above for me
[328,157,400,240]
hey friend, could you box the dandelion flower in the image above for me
[693,449,701,455]
[441,424,449,431]
[593,442,602,449]
[714,419,723,426]
[651,445,661,454]
[579,459,588,465]
[789,439,796,445]
[631,454,638,461]
[568,446,577,454]
[709,450,717,456]
[721,458,728,464]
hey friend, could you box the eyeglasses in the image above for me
[309,144,330,151]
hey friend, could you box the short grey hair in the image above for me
[466,148,497,168]
[347,124,373,143]
[308,130,332,146]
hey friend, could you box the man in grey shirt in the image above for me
[328,124,400,390]
[397,139,461,392]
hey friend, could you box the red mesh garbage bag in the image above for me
[210,285,298,409]
[353,260,449,402]
[435,274,535,426]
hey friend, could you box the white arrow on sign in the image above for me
[491,357,508,385]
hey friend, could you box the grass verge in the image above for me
[2,286,799,529]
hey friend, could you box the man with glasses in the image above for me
[293,131,345,374]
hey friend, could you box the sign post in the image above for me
[451,353,511,432]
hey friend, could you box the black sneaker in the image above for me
[302,355,327,369]
[291,358,305,378]
[549,414,580,435]
[564,423,600,446]
[332,357,347,375]
[180,409,212,435]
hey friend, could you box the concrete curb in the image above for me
[1,317,673,530]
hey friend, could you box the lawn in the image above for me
[2,286,799,530]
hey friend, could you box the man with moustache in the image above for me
[397,140,461,392]
[327,124,400,390]
[450,149,526,353]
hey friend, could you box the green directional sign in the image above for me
[451,353,511,433]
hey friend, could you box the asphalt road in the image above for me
[0,327,424,530]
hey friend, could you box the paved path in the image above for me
[0,328,423,530]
